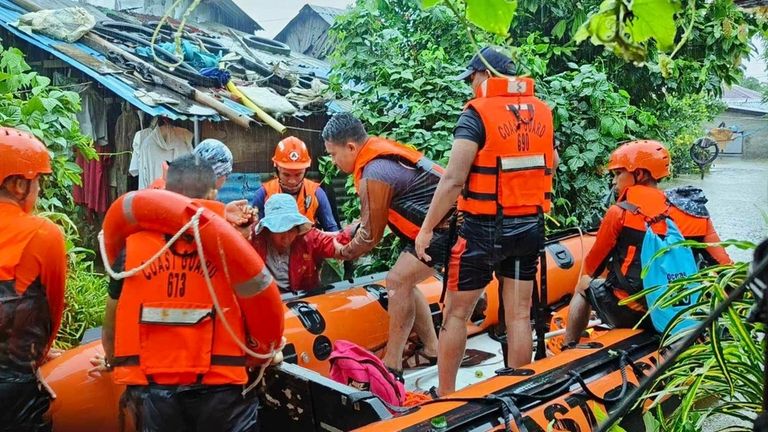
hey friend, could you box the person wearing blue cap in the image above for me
[193,138,234,189]
[416,46,558,397]
[250,193,352,292]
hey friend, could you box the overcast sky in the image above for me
[236,1,767,81]
[236,0,353,38]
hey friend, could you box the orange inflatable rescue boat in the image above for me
[40,227,659,432]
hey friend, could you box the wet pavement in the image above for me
[664,157,768,262]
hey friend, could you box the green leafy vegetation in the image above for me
[326,0,744,273]
[0,44,107,347]
[621,239,763,430]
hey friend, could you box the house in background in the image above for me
[709,84,768,159]
[80,0,262,34]
[274,4,345,60]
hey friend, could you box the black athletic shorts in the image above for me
[402,228,451,268]
[122,384,258,432]
[446,215,541,291]
[0,380,51,432]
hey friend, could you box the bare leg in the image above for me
[436,289,484,396]
[502,277,534,368]
[381,253,436,371]
[564,277,593,345]
[412,289,438,357]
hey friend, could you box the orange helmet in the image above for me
[0,127,51,184]
[272,136,311,170]
[606,140,670,180]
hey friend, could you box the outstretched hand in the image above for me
[88,353,111,377]
[333,238,346,260]
[225,200,257,227]
[225,200,257,240]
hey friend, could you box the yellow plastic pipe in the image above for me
[226,81,287,134]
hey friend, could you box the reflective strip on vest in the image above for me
[140,307,212,325]
[236,267,274,298]
[500,154,547,171]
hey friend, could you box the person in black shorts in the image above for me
[416,47,557,396]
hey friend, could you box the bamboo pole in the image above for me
[226,81,287,134]
[10,0,255,129]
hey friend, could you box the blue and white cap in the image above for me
[193,138,233,178]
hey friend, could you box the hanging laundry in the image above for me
[76,86,108,144]
[73,144,112,213]
[111,103,141,199]
[128,122,193,189]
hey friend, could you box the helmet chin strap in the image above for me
[19,179,32,203]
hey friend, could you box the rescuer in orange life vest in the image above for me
[93,154,280,431]
[563,140,732,346]
[322,112,450,379]
[0,127,66,432]
[416,47,558,397]
[252,136,340,232]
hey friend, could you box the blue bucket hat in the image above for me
[255,193,312,234]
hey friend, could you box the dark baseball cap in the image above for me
[454,47,515,81]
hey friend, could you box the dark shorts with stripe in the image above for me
[402,228,451,268]
[446,215,541,291]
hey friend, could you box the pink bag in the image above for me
[328,340,405,406]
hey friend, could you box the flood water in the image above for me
[663,157,768,262]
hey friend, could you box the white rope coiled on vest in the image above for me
[98,206,285,386]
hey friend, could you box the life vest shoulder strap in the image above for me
[262,178,281,198]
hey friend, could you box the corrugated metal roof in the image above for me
[0,0,255,121]
[306,4,345,26]
[722,84,768,114]
[25,0,110,20]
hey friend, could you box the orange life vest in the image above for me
[458,77,554,217]
[352,137,443,241]
[112,230,248,386]
[262,178,321,224]
[609,185,713,294]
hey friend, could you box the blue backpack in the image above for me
[640,218,700,335]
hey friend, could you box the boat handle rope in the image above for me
[410,394,527,432]
[566,350,631,404]
[99,207,285,390]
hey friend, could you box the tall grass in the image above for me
[56,250,108,349]
[39,210,108,349]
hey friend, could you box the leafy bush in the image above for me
[0,44,107,347]
[624,239,763,430]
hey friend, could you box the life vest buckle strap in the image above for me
[463,191,497,201]
[469,165,498,175]
[112,355,140,367]
[211,355,247,366]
